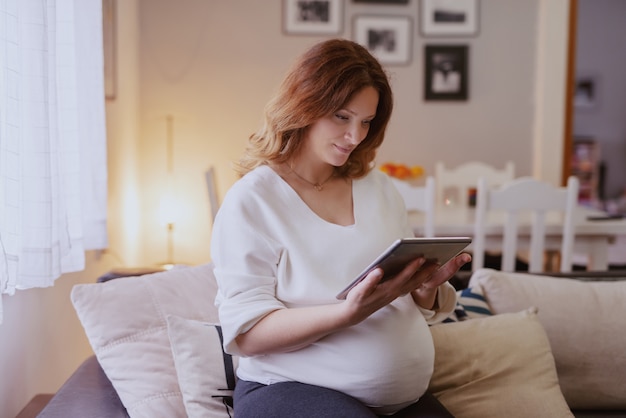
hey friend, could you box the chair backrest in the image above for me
[204,166,220,224]
[390,176,436,237]
[435,161,515,207]
[472,176,579,273]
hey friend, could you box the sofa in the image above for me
[37,264,626,418]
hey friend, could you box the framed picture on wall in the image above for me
[353,0,409,4]
[283,0,344,35]
[420,0,479,37]
[353,15,412,65]
[574,75,599,109]
[424,45,468,101]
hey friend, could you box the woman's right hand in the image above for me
[341,257,439,325]
[344,251,470,318]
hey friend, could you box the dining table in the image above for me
[408,205,626,271]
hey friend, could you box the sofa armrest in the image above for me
[38,267,167,417]
[38,355,128,418]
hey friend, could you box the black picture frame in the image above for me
[420,0,479,37]
[283,0,344,35]
[353,15,412,65]
[353,0,409,4]
[424,45,468,101]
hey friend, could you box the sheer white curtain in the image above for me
[0,0,108,322]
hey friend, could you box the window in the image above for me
[0,0,108,323]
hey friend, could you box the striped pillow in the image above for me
[441,284,492,323]
[457,285,492,318]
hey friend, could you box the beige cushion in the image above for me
[71,264,220,418]
[429,309,573,418]
[166,315,237,417]
[470,268,626,409]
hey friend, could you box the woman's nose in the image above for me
[345,124,366,144]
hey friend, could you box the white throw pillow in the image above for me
[470,268,626,409]
[166,315,238,417]
[429,309,573,418]
[71,263,220,418]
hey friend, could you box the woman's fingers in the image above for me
[421,253,472,289]
[349,253,470,303]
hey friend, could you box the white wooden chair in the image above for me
[435,161,515,207]
[472,176,579,273]
[390,176,436,237]
[204,166,220,224]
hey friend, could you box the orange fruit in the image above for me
[394,164,410,179]
[410,165,424,178]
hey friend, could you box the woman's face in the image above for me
[303,86,379,167]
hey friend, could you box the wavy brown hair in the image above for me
[236,39,393,179]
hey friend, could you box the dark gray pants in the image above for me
[234,379,454,418]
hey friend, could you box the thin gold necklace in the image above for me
[288,163,335,191]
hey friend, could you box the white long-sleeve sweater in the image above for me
[211,165,456,414]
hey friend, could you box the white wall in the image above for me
[106,0,143,265]
[135,0,570,266]
[533,0,570,184]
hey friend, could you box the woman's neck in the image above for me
[286,157,336,189]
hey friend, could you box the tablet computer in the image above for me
[335,237,472,300]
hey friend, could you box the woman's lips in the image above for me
[335,144,353,154]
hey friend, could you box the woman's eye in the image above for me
[335,113,349,121]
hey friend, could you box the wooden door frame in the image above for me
[562,0,578,185]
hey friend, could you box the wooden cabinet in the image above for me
[570,137,600,204]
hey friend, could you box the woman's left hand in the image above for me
[411,253,471,310]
